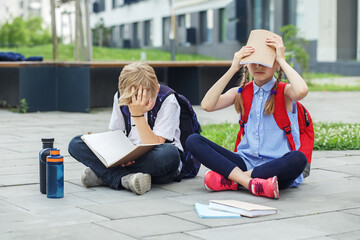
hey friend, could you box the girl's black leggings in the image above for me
[186,133,307,189]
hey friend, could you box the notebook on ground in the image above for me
[194,203,241,219]
[81,130,160,168]
[209,200,277,218]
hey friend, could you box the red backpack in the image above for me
[234,81,314,178]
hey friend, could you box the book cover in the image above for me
[194,203,241,219]
[209,200,277,218]
[81,130,160,168]
[240,29,280,68]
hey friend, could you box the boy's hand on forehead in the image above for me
[128,85,153,116]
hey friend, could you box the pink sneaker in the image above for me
[204,170,238,191]
[248,176,279,199]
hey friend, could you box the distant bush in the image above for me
[0,17,51,47]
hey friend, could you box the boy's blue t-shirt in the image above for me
[236,78,304,185]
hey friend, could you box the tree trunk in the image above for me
[84,0,92,61]
[50,0,58,61]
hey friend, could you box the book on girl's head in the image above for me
[240,29,280,68]
[209,200,277,218]
[81,130,160,168]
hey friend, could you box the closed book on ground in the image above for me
[209,200,277,218]
[194,203,241,219]
[81,130,160,168]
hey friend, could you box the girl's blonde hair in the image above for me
[118,62,159,106]
[234,66,283,116]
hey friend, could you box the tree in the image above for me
[280,24,309,72]
[0,17,51,47]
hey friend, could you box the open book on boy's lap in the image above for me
[81,130,160,168]
[209,200,277,218]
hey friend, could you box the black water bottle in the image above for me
[39,138,54,194]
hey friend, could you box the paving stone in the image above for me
[4,189,98,211]
[97,214,206,238]
[169,208,295,228]
[80,198,192,219]
[2,222,136,240]
[143,232,203,240]
[187,212,360,240]
[0,206,109,233]
[72,185,181,204]
[341,208,360,217]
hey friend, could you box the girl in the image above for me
[186,34,308,199]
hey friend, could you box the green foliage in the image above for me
[201,122,360,151]
[0,17,51,47]
[19,98,29,113]
[92,18,113,47]
[280,24,309,72]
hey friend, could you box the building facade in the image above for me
[91,0,360,75]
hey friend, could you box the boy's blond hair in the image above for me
[118,62,159,106]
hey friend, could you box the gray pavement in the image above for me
[0,91,360,239]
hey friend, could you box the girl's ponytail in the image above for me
[264,68,283,115]
[234,66,249,115]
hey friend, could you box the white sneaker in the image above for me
[121,173,151,195]
[81,167,104,188]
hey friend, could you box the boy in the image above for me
[68,62,183,195]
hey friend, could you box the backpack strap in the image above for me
[273,82,296,151]
[118,91,132,137]
[147,84,174,129]
[234,82,254,152]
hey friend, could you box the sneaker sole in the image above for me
[204,170,213,191]
[130,173,151,195]
[81,168,90,188]
[272,176,279,199]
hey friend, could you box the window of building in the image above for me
[113,0,124,8]
[283,0,297,26]
[162,17,171,46]
[219,8,227,42]
[121,24,131,48]
[133,22,141,48]
[144,20,152,46]
[200,9,213,43]
[252,0,270,29]
[93,0,105,13]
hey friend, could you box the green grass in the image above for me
[201,122,360,151]
[303,72,343,79]
[0,44,219,61]
[307,84,360,92]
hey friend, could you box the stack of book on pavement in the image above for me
[194,200,277,219]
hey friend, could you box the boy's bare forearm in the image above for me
[132,117,165,144]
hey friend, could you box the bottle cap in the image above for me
[47,148,63,162]
[41,138,54,143]
[50,148,60,155]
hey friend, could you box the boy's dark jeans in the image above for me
[68,135,181,189]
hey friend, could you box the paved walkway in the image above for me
[0,91,359,239]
